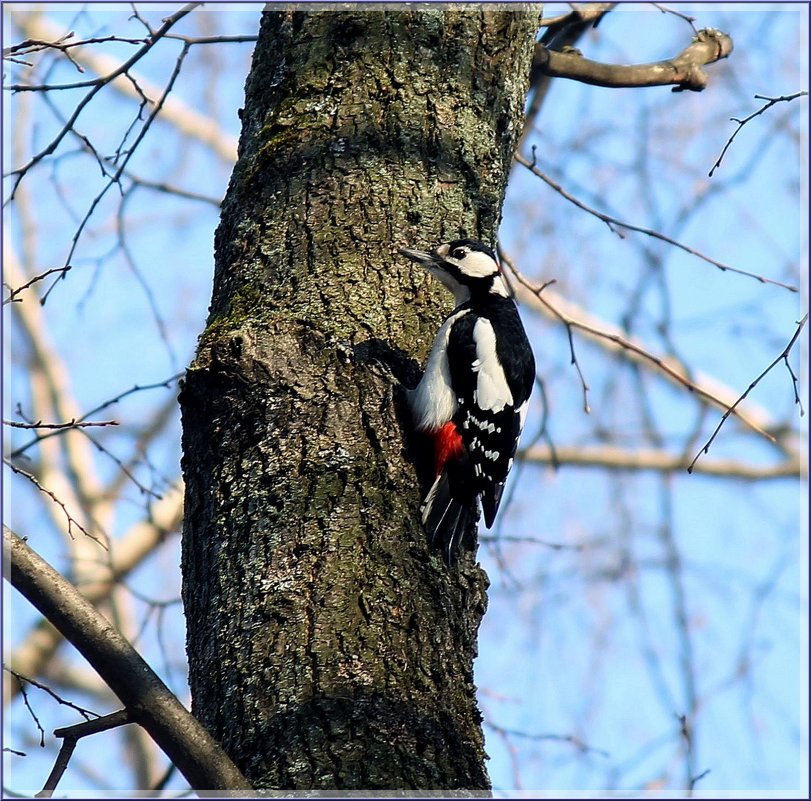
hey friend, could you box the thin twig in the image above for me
[485,720,610,758]
[650,3,698,32]
[4,419,118,430]
[78,428,163,500]
[3,459,104,546]
[3,266,72,305]
[11,374,182,459]
[709,91,808,177]
[500,250,782,445]
[40,41,194,304]
[14,673,46,746]
[515,150,798,293]
[479,534,587,551]
[690,768,712,790]
[499,245,592,412]
[688,313,808,472]
[4,34,147,59]
[3,666,99,721]
[4,3,201,201]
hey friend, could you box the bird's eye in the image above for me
[452,248,467,259]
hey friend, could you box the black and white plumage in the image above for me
[400,239,535,565]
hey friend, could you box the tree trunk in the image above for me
[179,7,539,790]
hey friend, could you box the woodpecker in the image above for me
[400,239,535,565]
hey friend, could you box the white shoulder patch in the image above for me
[472,318,513,413]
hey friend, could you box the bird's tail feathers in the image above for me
[421,472,474,566]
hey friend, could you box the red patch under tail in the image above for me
[433,421,465,476]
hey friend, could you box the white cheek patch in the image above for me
[472,319,513,413]
[457,250,498,279]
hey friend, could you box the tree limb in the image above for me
[534,27,733,91]
[520,445,804,480]
[3,526,252,791]
[523,3,616,145]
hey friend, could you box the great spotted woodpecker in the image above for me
[400,239,535,565]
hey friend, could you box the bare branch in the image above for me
[13,671,46,747]
[479,534,588,551]
[485,720,610,758]
[521,445,804,481]
[3,526,252,791]
[689,314,808,472]
[4,3,202,201]
[6,481,183,703]
[11,375,182,459]
[524,3,616,145]
[3,266,72,305]
[36,709,132,798]
[534,27,733,92]
[38,40,195,304]
[709,91,808,177]
[119,171,222,206]
[6,10,239,166]
[4,33,148,60]
[650,3,698,32]
[514,151,799,293]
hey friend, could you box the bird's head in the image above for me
[399,239,508,305]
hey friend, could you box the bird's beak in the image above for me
[400,246,461,297]
[398,247,442,268]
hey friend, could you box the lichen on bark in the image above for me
[180,6,540,790]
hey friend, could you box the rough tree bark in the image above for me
[179,7,539,790]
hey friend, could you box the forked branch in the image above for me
[36,710,132,798]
